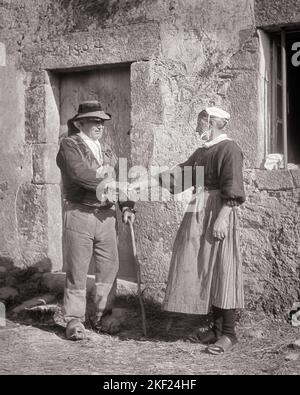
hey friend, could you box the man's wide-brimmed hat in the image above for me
[67,101,111,135]
[69,101,111,123]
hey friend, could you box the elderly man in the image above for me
[56,101,135,340]
[129,106,245,354]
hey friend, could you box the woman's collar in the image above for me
[203,133,231,148]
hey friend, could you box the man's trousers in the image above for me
[62,202,119,323]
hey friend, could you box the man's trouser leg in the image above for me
[92,210,119,322]
[63,209,94,323]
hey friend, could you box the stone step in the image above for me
[41,272,139,297]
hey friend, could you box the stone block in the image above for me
[132,200,185,284]
[115,209,136,283]
[255,0,300,27]
[15,183,62,271]
[227,71,260,168]
[0,67,25,148]
[16,183,47,261]
[142,283,167,305]
[32,144,60,184]
[42,272,139,298]
[130,122,156,168]
[131,61,164,126]
[23,23,160,70]
[25,72,47,143]
[116,279,138,296]
[45,184,63,272]
[25,71,60,144]
[44,78,60,144]
[290,169,300,188]
[254,170,294,190]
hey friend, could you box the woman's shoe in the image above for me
[206,335,237,354]
[187,328,219,344]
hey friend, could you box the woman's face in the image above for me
[196,115,211,140]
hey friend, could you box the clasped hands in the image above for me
[105,175,158,199]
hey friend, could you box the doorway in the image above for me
[56,64,136,282]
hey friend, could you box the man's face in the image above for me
[81,119,105,141]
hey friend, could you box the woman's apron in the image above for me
[162,188,244,315]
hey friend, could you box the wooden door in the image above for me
[59,65,136,282]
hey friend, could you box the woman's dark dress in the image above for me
[162,139,246,314]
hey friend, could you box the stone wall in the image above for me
[255,0,300,28]
[242,169,300,314]
[0,0,299,315]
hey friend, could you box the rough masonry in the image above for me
[0,0,299,316]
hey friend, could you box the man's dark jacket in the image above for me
[56,133,134,211]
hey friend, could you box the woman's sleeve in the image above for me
[219,143,246,206]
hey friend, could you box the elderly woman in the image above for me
[130,106,246,354]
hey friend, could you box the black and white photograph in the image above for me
[0,0,299,378]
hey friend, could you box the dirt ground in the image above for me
[0,297,299,375]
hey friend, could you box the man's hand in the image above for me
[122,209,135,224]
[128,178,149,192]
[212,205,231,240]
[103,180,118,203]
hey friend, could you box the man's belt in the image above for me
[64,200,115,212]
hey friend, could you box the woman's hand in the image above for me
[212,206,232,240]
[213,217,228,240]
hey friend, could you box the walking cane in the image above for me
[128,218,147,337]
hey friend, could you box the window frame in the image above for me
[270,30,288,169]
[268,27,300,168]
